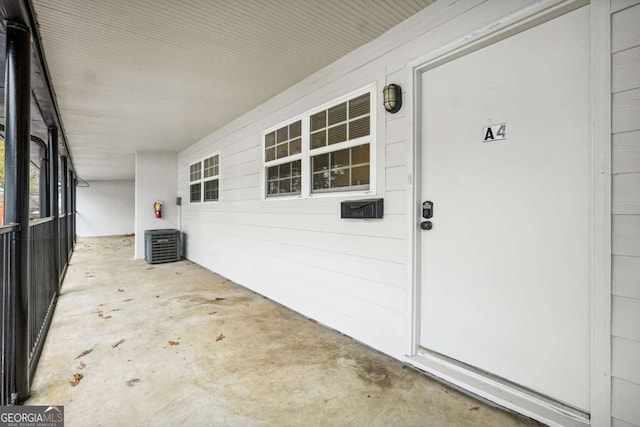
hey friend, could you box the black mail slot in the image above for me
[340,198,383,219]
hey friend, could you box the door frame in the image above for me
[402,0,611,425]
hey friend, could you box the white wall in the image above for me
[176,3,618,424]
[179,0,542,360]
[135,151,178,259]
[76,180,134,237]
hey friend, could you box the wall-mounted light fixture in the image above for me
[382,84,402,113]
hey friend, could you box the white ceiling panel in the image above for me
[33,0,434,180]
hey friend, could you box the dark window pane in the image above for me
[311,131,326,149]
[313,172,329,190]
[279,179,291,194]
[311,111,326,132]
[291,177,301,193]
[332,169,350,188]
[312,154,329,173]
[268,180,278,195]
[268,165,279,180]
[328,124,347,145]
[331,148,350,169]
[276,143,289,159]
[276,126,288,143]
[265,132,276,148]
[349,93,370,118]
[190,183,201,202]
[328,102,347,125]
[280,162,291,178]
[351,144,369,165]
[349,116,370,140]
[204,179,219,201]
[290,121,301,138]
[266,147,276,162]
[290,138,302,155]
[291,160,301,176]
[351,165,369,186]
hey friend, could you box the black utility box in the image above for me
[340,198,384,219]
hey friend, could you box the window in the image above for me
[263,87,374,198]
[309,93,370,193]
[265,120,302,197]
[190,153,220,203]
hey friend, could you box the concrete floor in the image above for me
[27,236,534,426]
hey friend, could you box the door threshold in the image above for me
[405,349,590,427]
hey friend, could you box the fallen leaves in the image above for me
[216,334,225,342]
[123,298,133,302]
[168,341,179,346]
[126,378,141,387]
[117,289,125,292]
[213,297,225,302]
[208,311,218,315]
[75,349,93,359]
[97,313,112,320]
[112,339,125,348]
[145,266,154,270]
[69,373,83,387]
[308,318,317,324]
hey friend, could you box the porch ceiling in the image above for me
[32,0,435,181]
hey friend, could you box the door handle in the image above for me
[420,221,433,231]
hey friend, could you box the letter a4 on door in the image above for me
[482,123,507,142]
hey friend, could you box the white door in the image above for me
[419,7,590,411]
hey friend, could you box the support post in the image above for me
[60,156,68,263]
[48,127,60,288]
[3,21,32,402]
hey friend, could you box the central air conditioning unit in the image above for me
[144,229,181,264]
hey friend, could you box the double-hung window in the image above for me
[309,92,371,192]
[263,87,374,199]
[265,120,302,197]
[190,153,220,203]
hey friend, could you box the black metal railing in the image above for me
[59,214,68,276]
[1,224,18,405]
[28,218,58,381]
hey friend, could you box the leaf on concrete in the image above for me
[118,289,125,292]
[77,362,86,370]
[216,334,225,342]
[208,311,217,315]
[123,299,133,302]
[145,267,154,270]
[102,315,112,320]
[112,339,125,348]
[213,297,225,302]
[126,378,141,387]
[75,349,93,359]
[168,341,179,346]
[175,272,181,275]
[308,318,317,323]
[69,373,84,387]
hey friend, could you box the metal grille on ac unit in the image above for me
[144,229,181,264]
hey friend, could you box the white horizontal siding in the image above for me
[613,46,640,92]
[612,378,640,426]
[611,3,640,425]
[612,296,640,342]
[613,255,640,299]
[612,2,640,52]
[612,337,640,385]
[613,131,640,174]
[613,173,640,214]
[612,0,640,14]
